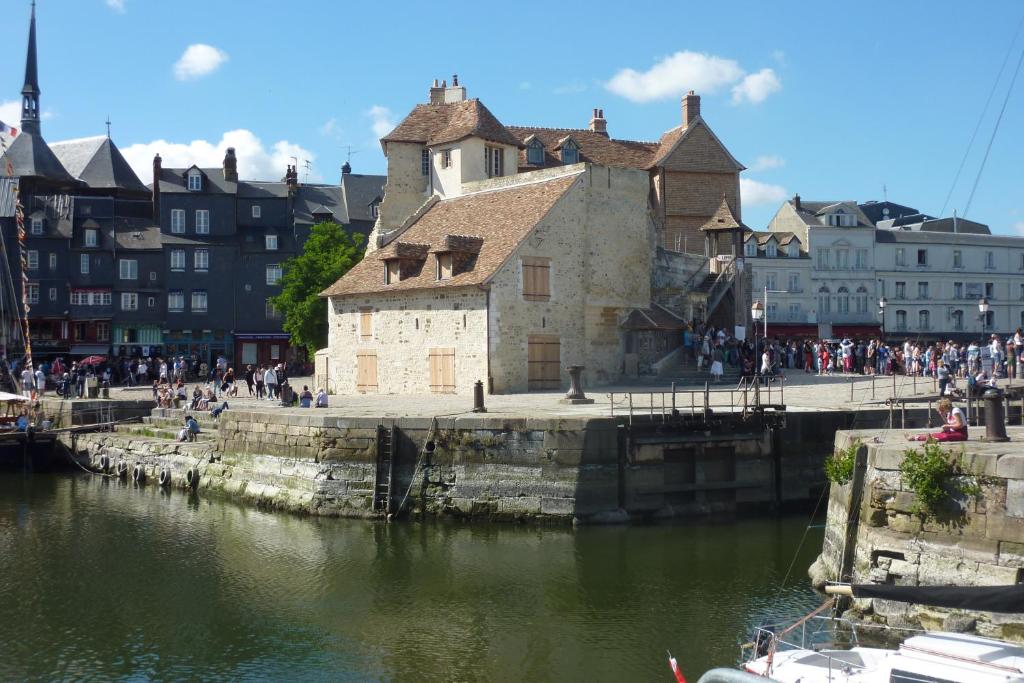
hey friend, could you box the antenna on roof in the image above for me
[105,115,111,139]
[302,159,312,183]
[882,183,887,201]
[341,145,361,163]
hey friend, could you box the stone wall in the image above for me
[811,428,1024,640]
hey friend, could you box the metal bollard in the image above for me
[472,380,486,413]
[983,389,1010,442]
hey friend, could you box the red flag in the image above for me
[668,652,687,683]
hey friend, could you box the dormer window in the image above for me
[765,242,778,257]
[84,229,98,247]
[385,260,400,284]
[436,253,453,280]
[744,240,757,257]
[370,202,379,219]
[826,210,853,227]
[527,139,544,165]
[561,140,579,164]
[252,205,261,219]
[187,170,202,191]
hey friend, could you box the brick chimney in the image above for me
[682,90,701,127]
[793,193,802,211]
[429,78,444,104]
[589,108,608,136]
[285,165,298,196]
[223,147,238,182]
[152,154,161,222]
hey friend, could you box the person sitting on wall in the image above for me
[299,385,314,408]
[278,381,294,407]
[211,401,229,418]
[190,385,203,410]
[15,409,29,432]
[178,414,201,442]
[906,398,968,442]
[315,388,328,408]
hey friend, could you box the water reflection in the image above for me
[0,473,821,681]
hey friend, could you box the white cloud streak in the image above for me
[120,129,319,185]
[105,0,125,12]
[741,177,788,206]
[731,68,782,104]
[367,106,395,139]
[173,44,228,81]
[750,155,785,172]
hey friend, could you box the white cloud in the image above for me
[105,0,125,12]
[367,105,395,139]
[750,155,785,172]
[173,44,228,81]
[319,117,342,140]
[1014,221,1024,236]
[120,129,319,185]
[0,99,54,142]
[731,68,782,104]
[605,51,744,103]
[740,177,788,206]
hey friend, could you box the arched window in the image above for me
[527,139,544,165]
[856,285,869,313]
[837,286,850,314]
[818,286,831,315]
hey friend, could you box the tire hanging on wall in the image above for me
[132,464,145,483]
[158,468,171,487]
[186,467,200,489]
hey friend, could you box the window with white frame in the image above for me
[421,148,430,176]
[896,310,907,330]
[788,272,800,292]
[856,286,869,313]
[818,286,831,314]
[765,273,777,291]
[485,145,504,178]
[953,310,964,331]
[121,292,138,311]
[48,253,56,270]
[170,249,185,270]
[265,298,281,319]
[191,290,208,312]
[954,281,964,299]
[30,217,42,235]
[26,250,38,270]
[816,248,830,269]
[266,264,282,285]
[26,283,38,304]
[194,249,209,271]
[80,254,90,274]
[370,202,379,218]
[895,248,905,266]
[441,149,453,168]
[168,290,184,312]
[789,303,801,319]
[85,229,97,247]
[49,287,56,302]
[745,240,757,257]
[986,282,994,298]
[855,248,868,270]
[265,234,278,251]
[919,310,930,330]
[96,321,110,341]
[252,205,261,219]
[836,249,849,269]
[195,210,210,234]
[119,259,138,280]
[954,250,963,268]
[1020,284,1024,301]
[171,209,185,233]
[986,251,995,269]
[766,242,778,257]
[895,281,906,299]
[187,170,202,191]
[918,282,929,299]
[837,286,850,313]
[767,303,777,318]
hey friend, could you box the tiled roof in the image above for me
[322,171,580,297]
[294,184,343,224]
[620,304,686,331]
[701,196,747,231]
[646,119,745,171]
[382,100,521,148]
[157,167,237,194]
[237,181,289,198]
[507,126,657,170]
[50,136,147,193]
[375,241,430,260]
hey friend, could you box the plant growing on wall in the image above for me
[900,439,981,520]
[273,222,364,356]
[825,439,861,485]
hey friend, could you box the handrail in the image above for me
[705,259,737,315]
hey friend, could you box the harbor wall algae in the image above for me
[811,428,1024,640]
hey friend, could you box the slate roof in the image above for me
[294,185,343,224]
[322,171,580,297]
[157,167,237,194]
[620,304,686,331]
[382,100,521,148]
[50,136,148,193]
[339,173,385,223]
[791,199,874,228]
[236,181,289,199]
[113,217,162,250]
[507,126,657,170]
[0,132,78,184]
[874,228,1019,247]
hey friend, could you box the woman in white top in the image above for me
[907,398,967,442]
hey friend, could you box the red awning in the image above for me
[833,325,882,338]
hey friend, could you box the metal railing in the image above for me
[608,376,785,423]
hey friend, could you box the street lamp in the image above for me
[751,300,764,384]
[979,297,990,336]
[878,296,887,341]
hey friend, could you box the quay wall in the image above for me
[61,407,867,524]
[811,428,1024,641]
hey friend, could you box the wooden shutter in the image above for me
[359,309,372,340]
[527,335,560,390]
[522,257,551,301]
[356,350,378,393]
[428,348,455,393]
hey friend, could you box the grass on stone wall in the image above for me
[825,439,861,486]
[900,439,982,522]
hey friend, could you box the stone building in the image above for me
[322,77,748,394]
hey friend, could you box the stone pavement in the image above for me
[104,372,1024,420]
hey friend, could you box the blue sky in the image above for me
[4,0,1024,234]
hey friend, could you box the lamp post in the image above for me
[979,297,990,336]
[751,300,764,384]
[878,296,887,341]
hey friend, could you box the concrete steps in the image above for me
[116,423,215,442]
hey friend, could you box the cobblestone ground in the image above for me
[106,371,1024,419]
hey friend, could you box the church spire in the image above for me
[21,1,41,135]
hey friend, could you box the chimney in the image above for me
[152,154,162,222]
[341,161,352,175]
[682,90,701,127]
[443,73,467,103]
[793,193,802,211]
[286,165,298,196]
[589,108,608,136]
[429,78,444,105]
[223,147,238,183]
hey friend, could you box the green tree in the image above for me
[273,222,364,356]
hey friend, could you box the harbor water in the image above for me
[0,472,822,682]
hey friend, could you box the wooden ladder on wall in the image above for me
[373,424,396,514]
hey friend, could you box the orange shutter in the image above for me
[356,350,378,392]
[527,335,560,390]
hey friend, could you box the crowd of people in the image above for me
[685,322,1024,397]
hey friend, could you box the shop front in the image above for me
[162,329,233,367]
[113,324,163,358]
[234,333,291,368]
